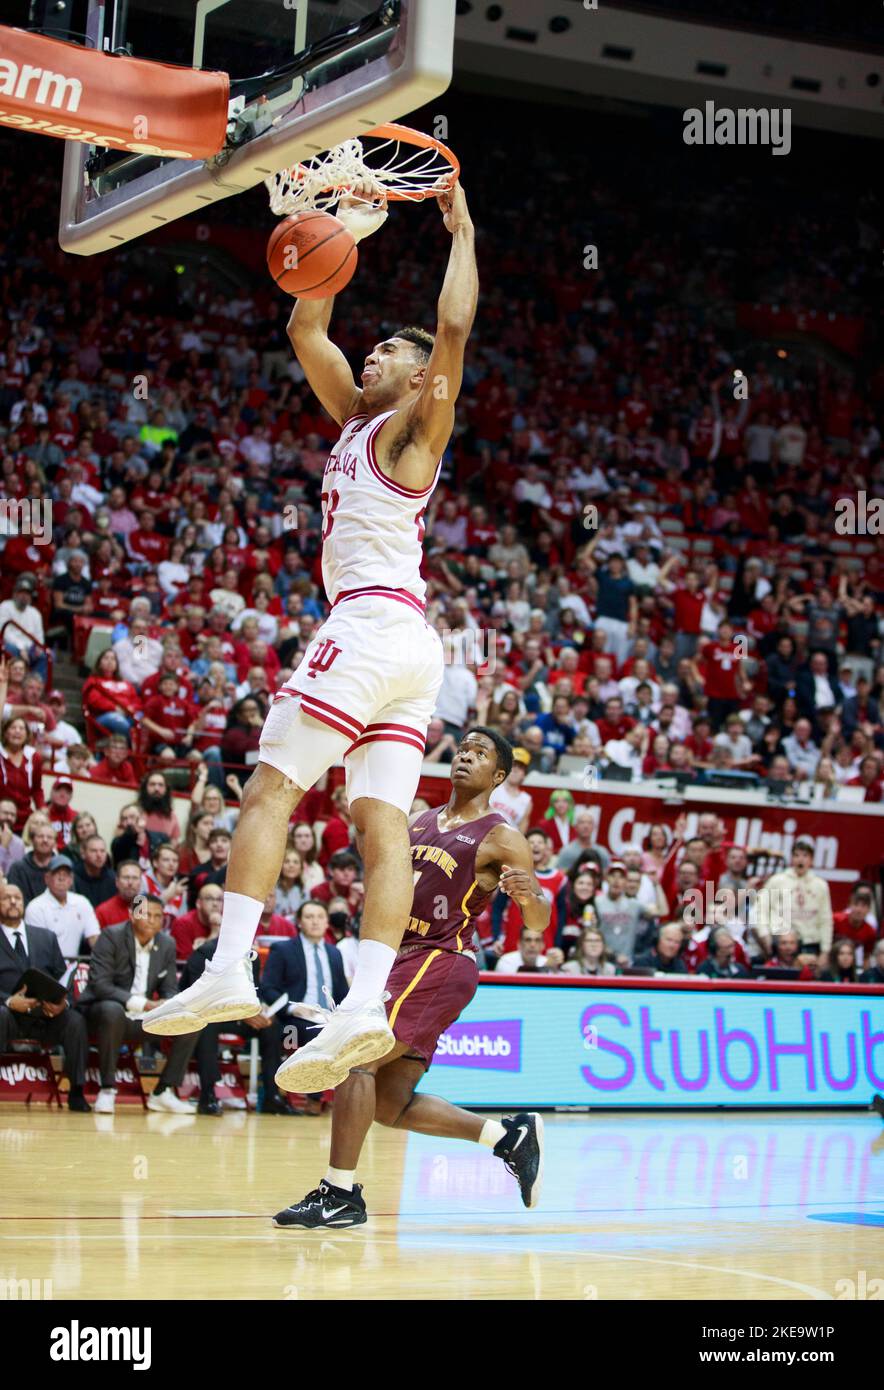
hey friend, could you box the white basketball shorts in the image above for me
[258,590,444,815]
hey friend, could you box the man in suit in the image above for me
[178,939,292,1116]
[260,900,347,1114]
[0,881,91,1111]
[795,650,843,723]
[77,894,198,1114]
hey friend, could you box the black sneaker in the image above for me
[872,1094,884,1121]
[494,1112,544,1209]
[272,1180,367,1230]
[262,1096,299,1116]
[197,1098,223,1116]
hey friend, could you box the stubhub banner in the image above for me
[417,979,884,1108]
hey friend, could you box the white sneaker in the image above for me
[142,954,259,1037]
[93,1088,116,1114]
[275,996,395,1094]
[146,1089,197,1114]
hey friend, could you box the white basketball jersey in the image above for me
[319,410,440,606]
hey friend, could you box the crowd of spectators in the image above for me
[480,818,882,983]
[0,94,881,1105]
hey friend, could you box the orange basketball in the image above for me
[266,210,357,299]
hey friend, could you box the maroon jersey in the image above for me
[406,807,507,954]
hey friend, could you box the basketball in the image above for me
[266,210,357,298]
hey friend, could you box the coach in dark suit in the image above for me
[0,882,90,1110]
[78,896,198,1101]
[179,939,293,1116]
[260,900,347,1108]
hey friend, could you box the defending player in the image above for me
[145,182,478,1095]
[272,728,548,1228]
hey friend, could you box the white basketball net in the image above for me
[266,134,455,216]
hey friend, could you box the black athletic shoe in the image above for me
[68,1092,91,1113]
[872,1094,884,1121]
[197,1098,223,1116]
[272,1180,367,1230]
[494,1112,544,1209]
[262,1096,299,1116]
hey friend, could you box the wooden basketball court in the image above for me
[2,1107,881,1300]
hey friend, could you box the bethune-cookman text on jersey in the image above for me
[321,410,442,609]
[405,807,508,955]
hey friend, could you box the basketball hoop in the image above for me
[265,123,459,217]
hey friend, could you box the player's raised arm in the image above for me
[286,183,389,426]
[287,295,362,429]
[406,183,478,465]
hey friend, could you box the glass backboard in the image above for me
[58,0,455,255]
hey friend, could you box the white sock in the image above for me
[206,892,263,973]
[479,1119,507,1149]
[338,939,397,1011]
[325,1166,355,1192]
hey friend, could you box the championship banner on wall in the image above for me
[418,977,884,1109]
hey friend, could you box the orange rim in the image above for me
[326,122,459,201]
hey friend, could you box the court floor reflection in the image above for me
[1,1110,881,1300]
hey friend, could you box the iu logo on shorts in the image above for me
[307,638,342,679]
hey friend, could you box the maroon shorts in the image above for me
[386,947,478,1069]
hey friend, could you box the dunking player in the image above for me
[145,181,478,1095]
[273,728,548,1228]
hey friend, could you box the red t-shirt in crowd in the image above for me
[830,911,878,956]
[191,702,229,752]
[547,667,588,695]
[129,530,169,564]
[310,881,363,916]
[595,716,636,743]
[82,676,142,718]
[141,669,194,704]
[684,734,714,762]
[671,589,704,635]
[0,749,45,832]
[846,777,883,803]
[319,815,352,867]
[91,756,139,787]
[255,913,297,939]
[143,694,198,747]
[49,803,78,849]
[170,910,211,960]
[699,641,742,700]
[96,893,134,929]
